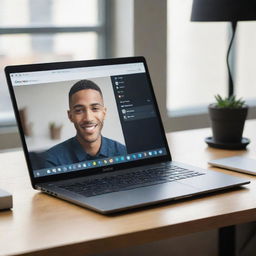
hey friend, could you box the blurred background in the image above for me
[1,0,256,149]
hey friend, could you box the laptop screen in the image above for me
[7,59,169,179]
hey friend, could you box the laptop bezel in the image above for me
[5,56,172,188]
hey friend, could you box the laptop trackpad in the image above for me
[83,181,198,213]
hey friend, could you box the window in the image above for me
[236,22,256,100]
[167,0,256,115]
[0,0,108,126]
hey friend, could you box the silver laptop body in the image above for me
[5,57,250,214]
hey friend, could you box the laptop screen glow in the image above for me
[10,62,167,178]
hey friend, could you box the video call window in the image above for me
[11,63,167,177]
[14,76,127,169]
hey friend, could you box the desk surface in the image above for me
[1,120,256,256]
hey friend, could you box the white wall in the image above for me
[110,0,134,57]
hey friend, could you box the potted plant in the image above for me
[206,95,249,149]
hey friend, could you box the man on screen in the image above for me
[42,79,126,167]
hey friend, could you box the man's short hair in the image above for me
[69,80,103,103]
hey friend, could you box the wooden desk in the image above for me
[1,120,256,256]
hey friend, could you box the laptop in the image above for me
[5,56,250,214]
[209,156,256,176]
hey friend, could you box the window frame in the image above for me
[0,0,110,128]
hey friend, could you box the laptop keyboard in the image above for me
[59,165,205,197]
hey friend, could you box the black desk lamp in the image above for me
[191,0,256,97]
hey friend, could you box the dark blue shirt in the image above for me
[42,136,127,167]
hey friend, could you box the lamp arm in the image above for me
[226,21,237,97]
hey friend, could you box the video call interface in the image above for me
[11,63,167,178]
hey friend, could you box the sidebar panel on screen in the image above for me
[111,73,166,154]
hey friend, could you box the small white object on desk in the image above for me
[0,188,13,210]
[208,156,256,176]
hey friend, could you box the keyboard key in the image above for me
[60,164,205,197]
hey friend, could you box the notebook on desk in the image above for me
[5,57,250,214]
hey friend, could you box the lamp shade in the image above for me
[191,0,256,21]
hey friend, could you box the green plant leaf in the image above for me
[214,95,246,109]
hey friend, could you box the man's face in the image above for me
[68,89,106,145]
